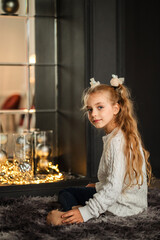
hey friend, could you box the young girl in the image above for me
[47,74,151,225]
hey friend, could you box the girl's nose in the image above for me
[91,109,97,117]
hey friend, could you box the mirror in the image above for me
[0,0,57,133]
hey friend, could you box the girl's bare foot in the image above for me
[46,209,67,226]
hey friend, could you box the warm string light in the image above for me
[0,132,64,186]
[0,160,64,186]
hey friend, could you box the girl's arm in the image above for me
[79,136,126,222]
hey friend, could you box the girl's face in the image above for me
[86,91,119,133]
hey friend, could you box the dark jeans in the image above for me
[58,187,96,211]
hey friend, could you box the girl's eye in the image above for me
[87,108,92,112]
[98,106,103,110]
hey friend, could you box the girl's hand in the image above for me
[62,209,84,224]
[86,183,95,188]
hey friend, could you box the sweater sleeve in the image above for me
[79,136,126,222]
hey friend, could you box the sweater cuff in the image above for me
[95,182,101,191]
[79,205,95,222]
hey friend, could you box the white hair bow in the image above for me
[90,78,100,87]
[110,74,124,87]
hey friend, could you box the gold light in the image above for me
[0,160,64,186]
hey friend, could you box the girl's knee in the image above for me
[58,188,72,201]
[58,189,65,201]
[59,187,74,196]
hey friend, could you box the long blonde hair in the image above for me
[82,83,152,189]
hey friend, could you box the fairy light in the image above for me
[0,160,64,186]
[0,132,64,186]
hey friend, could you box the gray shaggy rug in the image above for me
[0,188,160,240]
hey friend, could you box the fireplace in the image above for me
[0,0,93,198]
[0,125,89,197]
[1,0,116,198]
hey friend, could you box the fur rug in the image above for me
[0,188,160,240]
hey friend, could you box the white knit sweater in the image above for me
[79,129,148,222]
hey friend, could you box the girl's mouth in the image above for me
[93,119,101,123]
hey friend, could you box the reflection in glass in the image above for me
[35,66,56,110]
[33,130,54,174]
[34,0,56,17]
[0,0,56,18]
[0,0,60,185]
[29,65,35,109]
[13,132,33,174]
[0,66,28,110]
[0,133,8,148]
[35,112,57,156]
[0,0,57,138]
[0,133,8,168]
[0,16,27,63]
[0,112,36,133]
[0,0,27,16]
[29,0,35,16]
[29,17,36,64]
[35,17,55,64]
[13,133,32,160]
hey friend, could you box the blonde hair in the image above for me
[82,84,152,189]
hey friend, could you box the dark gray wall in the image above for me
[125,0,160,178]
[86,0,117,178]
[57,0,87,175]
[87,0,160,179]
